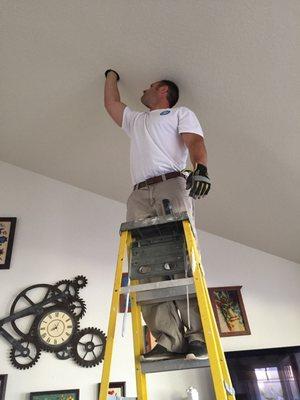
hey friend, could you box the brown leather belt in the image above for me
[133,171,186,190]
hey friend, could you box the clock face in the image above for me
[38,310,75,347]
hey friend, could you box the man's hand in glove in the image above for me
[186,164,211,199]
[104,69,120,81]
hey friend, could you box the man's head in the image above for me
[141,80,179,109]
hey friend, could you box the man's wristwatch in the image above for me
[104,69,120,81]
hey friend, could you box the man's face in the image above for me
[141,81,165,107]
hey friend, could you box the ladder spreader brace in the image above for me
[99,212,235,400]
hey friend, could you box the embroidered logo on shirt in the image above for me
[160,110,171,115]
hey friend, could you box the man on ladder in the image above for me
[104,69,211,361]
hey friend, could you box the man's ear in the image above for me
[158,85,169,95]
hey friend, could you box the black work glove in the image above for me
[186,164,211,199]
[104,69,120,81]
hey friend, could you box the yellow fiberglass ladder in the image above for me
[99,207,236,400]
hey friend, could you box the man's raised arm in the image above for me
[104,69,127,127]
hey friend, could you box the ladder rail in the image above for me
[130,279,148,400]
[99,231,129,400]
[183,221,235,400]
[185,222,235,393]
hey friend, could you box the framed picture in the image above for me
[0,217,17,269]
[29,389,79,400]
[208,286,251,337]
[0,375,8,400]
[98,381,126,398]
[119,273,131,313]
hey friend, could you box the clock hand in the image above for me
[51,322,60,331]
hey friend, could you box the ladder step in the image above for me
[120,277,194,293]
[141,357,209,374]
[120,278,196,304]
[120,211,189,233]
[120,278,195,304]
[137,284,196,304]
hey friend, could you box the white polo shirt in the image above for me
[122,106,204,185]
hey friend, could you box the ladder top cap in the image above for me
[120,211,190,233]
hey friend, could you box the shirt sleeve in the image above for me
[121,106,141,137]
[178,107,204,137]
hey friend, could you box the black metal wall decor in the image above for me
[0,276,106,369]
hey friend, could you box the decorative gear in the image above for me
[55,347,72,360]
[53,280,79,299]
[10,340,41,370]
[10,284,55,338]
[71,327,106,368]
[73,275,88,289]
[70,297,86,320]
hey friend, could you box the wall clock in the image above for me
[0,276,106,369]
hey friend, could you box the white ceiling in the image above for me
[1,1,300,263]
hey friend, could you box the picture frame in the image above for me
[208,286,251,337]
[98,381,126,398]
[0,217,17,269]
[0,375,8,400]
[29,389,79,400]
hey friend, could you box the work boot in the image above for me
[185,341,208,360]
[141,344,183,361]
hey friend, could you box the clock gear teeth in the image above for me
[9,340,41,370]
[53,279,80,299]
[69,297,87,320]
[71,327,107,368]
[73,275,88,289]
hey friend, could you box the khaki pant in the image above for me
[126,176,204,353]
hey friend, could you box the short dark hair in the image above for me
[158,80,179,108]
